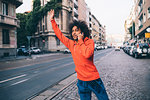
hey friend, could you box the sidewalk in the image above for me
[0,56,30,62]
[0,53,63,62]
[30,73,98,100]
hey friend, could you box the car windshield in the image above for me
[139,43,149,47]
[33,48,38,50]
[21,48,26,51]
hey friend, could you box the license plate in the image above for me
[142,54,147,56]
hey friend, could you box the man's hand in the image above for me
[49,9,54,21]
[78,33,84,40]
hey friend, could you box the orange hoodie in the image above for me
[51,19,100,81]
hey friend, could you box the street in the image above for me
[98,49,150,100]
[50,49,150,100]
[0,48,112,100]
[0,48,150,100]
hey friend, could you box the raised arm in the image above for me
[49,9,72,49]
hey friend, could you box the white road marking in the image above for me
[0,74,26,84]
[11,78,29,86]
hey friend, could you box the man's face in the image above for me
[72,26,81,41]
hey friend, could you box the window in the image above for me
[40,20,42,31]
[43,16,44,23]
[43,0,44,6]
[55,11,59,18]
[2,2,8,15]
[2,29,10,44]
[61,11,63,30]
[143,13,146,23]
[148,7,150,19]
[43,25,44,32]
[138,14,143,29]
[12,7,14,16]
[56,37,60,45]
[45,15,47,30]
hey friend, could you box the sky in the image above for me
[16,0,134,37]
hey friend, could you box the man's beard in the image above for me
[74,38,78,41]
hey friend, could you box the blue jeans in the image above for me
[77,78,109,100]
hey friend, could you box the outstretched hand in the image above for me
[49,9,54,21]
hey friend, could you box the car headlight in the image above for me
[137,48,142,53]
[148,48,150,53]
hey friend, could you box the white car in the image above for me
[30,47,41,54]
[64,48,71,54]
[115,46,120,51]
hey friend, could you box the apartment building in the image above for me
[124,6,135,42]
[32,0,73,52]
[31,0,106,52]
[134,0,150,43]
[0,0,23,57]
[91,14,106,46]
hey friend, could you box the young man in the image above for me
[49,9,109,100]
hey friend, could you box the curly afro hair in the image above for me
[69,20,90,40]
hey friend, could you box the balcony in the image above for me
[0,14,20,27]
[5,0,23,8]
[73,16,78,21]
[74,8,78,17]
[74,0,78,8]
[139,25,143,30]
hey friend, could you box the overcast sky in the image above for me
[16,0,134,36]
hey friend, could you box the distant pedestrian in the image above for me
[49,9,109,100]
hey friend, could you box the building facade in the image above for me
[134,0,150,43]
[124,6,135,42]
[91,14,106,46]
[31,0,106,52]
[0,0,22,57]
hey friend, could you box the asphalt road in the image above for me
[0,48,113,100]
[49,49,150,100]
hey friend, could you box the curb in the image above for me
[29,73,77,100]
[47,77,77,100]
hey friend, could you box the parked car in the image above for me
[115,46,120,51]
[132,43,150,58]
[96,45,101,50]
[64,48,71,54]
[30,47,41,54]
[129,43,135,56]
[17,46,30,56]
[129,45,134,56]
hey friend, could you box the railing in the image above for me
[74,8,78,16]
[139,25,143,30]
[74,0,78,8]
[0,14,20,27]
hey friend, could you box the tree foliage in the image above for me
[26,0,62,36]
[17,0,62,47]
[16,13,28,47]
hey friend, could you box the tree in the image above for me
[26,0,62,36]
[16,13,28,47]
[17,0,62,47]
